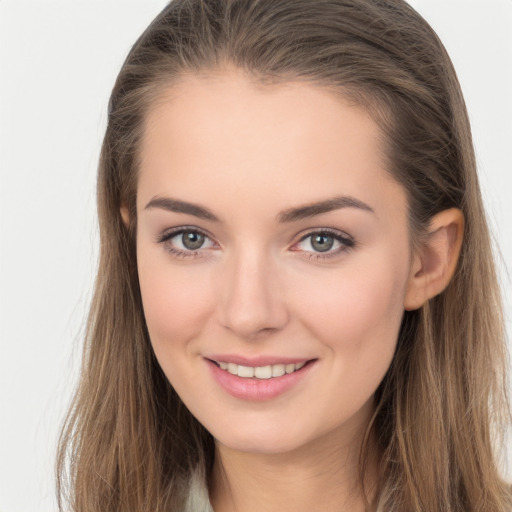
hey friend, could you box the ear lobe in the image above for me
[120,206,130,227]
[404,208,464,311]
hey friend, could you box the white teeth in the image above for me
[285,363,296,374]
[254,365,272,379]
[219,361,307,379]
[271,364,285,377]
[237,365,255,378]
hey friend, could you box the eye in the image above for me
[158,227,216,258]
[294,229,355,259]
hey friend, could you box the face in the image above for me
[136,69,414,455]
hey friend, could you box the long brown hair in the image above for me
[56,1,511,510]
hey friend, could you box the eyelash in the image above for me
[157,226,355,261]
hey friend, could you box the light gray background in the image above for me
[1,1,511,511]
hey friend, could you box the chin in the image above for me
[214,429,308,455]
[205,412,341,456]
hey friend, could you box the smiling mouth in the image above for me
[210,360,311,379]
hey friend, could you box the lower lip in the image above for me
[206,359,316,401]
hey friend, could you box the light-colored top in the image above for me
[183,468,214,512]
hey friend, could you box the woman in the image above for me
[56,0,511,510]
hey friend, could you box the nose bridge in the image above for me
[218,241,288,339]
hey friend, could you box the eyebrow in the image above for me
[144,195,374,223]
[145,197,220,221]
[277,195,374,222]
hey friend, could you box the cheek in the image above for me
[291,252,409,364]
[137,247,215,355]
[284,253,410,423]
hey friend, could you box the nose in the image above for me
[217,246,289,340]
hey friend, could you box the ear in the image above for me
[120,205,130,227]
[404,208,464,311]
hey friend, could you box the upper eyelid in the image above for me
[157,225,215,243]
[299,227,352,239]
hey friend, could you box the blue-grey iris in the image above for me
[311,234,334,252]
[182,231,205,250]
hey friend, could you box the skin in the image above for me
[132,69,463,512]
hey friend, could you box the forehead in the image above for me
[141,69,382,163]
[137,69,405,220]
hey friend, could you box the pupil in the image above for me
[182,231,205,250]
[312,234,334,252]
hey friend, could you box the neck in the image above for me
[209,421,379,512]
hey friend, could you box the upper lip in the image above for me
[205,355,315,367]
